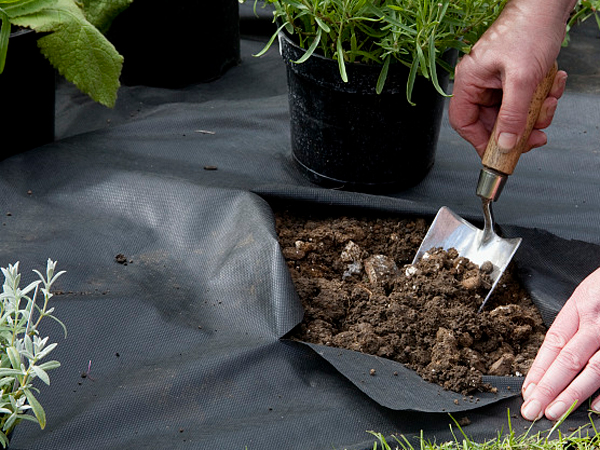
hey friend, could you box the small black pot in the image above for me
[1,29,55,160]
[281,32,453,193]
[107,0,241,87]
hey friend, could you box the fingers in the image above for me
[521,301,579,396]
[525,129,548,152]
[521,327,600,421]
[492,64,553,151]
[493,80,536,146]
[549,70,568,100]
[543,350,600,421]
[448,60,503,156]
[512,72,567,152]
[522,70,567,151]
[449,67,567,155]
[521,268,600,421]
[512,95,557,153]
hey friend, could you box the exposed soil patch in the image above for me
[275,209,546,395]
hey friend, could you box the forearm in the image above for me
[466,0,578,76]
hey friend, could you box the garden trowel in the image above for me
[413,62,558,311]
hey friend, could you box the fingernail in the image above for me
[591,398,600,412]
[560,73,568,90]
[522,383,536,401]
[497,132,518,152]
[521,399,543,421]
[546,401,567,421]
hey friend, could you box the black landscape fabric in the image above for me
[1,7,600,450]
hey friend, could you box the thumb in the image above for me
[494,63,557,152]
[493,77,538,152]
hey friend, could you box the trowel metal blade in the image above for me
[412,206,521,310]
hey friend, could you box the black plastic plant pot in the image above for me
[280,32,453,193]
[107,0,241,88]
[1,29,55,160]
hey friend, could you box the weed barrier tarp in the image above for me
[2,8,600,450]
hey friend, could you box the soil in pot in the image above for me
[274,208,546,395]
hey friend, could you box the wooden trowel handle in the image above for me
[481,62,558,175]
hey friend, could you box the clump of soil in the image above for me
[275,210,546,395]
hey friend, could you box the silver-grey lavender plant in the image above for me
[0,259,66,448]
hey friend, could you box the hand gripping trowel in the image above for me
[413,62,558,311]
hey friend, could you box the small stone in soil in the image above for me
[480,261,494,273]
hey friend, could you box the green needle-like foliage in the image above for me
[253,0,507,102]
[566,0,600,45]
[252,0,599,103]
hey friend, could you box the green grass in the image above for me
[365,405,600,450]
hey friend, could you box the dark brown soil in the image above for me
[275,210,546,395]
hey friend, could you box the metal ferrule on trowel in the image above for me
[476,167,506,245]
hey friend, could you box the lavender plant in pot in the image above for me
[251,0,597,193]
[0,0,130,158]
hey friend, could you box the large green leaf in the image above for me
[12,0,122,107]
[79,0,133,33]
[2,0,54,18]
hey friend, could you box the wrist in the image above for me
[505,0,578,28]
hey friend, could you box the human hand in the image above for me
[448,0,573,156]
[521,267,600,421]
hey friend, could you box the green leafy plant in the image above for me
[565,0,600,45]
[0,259,66,448]
[252,0,600,102]
[0,0,132,107]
